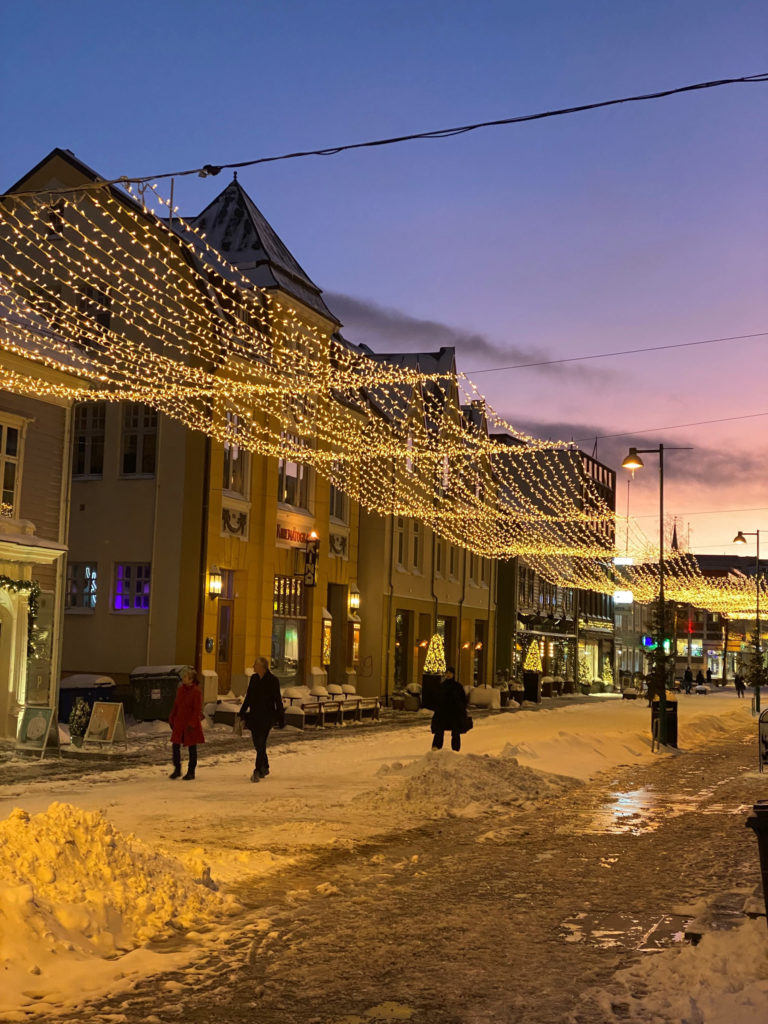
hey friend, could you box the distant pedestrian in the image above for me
[168,667,205,780]
[696,670,706,686]
[430,667,469,752]
[238,656,285,782]
[706,667,713,685]
[735,674,746,698]
[683,666,693,694]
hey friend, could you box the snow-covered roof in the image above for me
[188,178,339,325]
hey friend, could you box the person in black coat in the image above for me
[430,667,468,752]
[238,656,285,782]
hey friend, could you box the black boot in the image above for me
[182,769,195,780]
[170,768,182,779]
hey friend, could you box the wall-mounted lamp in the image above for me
[461,641,471,650]
[418,639,429,649]
[349,584,360,612]
[474,642,483,651]
[208,566,223,599]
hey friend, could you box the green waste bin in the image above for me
[130,665,186,721]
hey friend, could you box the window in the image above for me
[330,483,348,522]
[277,434,310,509]
[222,413,250,496]
[113,563,151,611]
[0,417,22,518]
[435,539,443,576]
[66,562,98,610]
[76,284,111,350]
[412,521,422,570]
[449,545,457,578]
[121,403,157,475]
[396,517,406,567]
[73,402,105,477]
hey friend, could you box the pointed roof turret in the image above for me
[189,177,339,325]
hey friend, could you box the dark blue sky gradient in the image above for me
[1,0,766,550]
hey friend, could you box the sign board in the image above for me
[15,705,57,758]
[613,589,633,605]
[84,701,127,747]
[759,711,768,773]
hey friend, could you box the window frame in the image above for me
[277,433,312,511]
[72,401,106,479]
[65,562,98,612]
[222,412,251,498]
[112,562,151,613]
[0,412,25,519]
[120,403,157,478]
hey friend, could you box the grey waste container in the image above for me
[130,665,186,721]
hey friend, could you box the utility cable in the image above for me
[573,410,768,442]
[467,331,768,374]
[2,72,766,198]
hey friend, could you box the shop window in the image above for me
[113,562,151,611]
[72,402,105,478]
[121,403,157,476]
[272,575,306,684]
[65,562,98,610]
[0,416,23,518]
[394,609,412,686]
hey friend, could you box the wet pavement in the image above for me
[38,708,766,1024]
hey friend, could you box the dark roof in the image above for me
[188,178,339,325]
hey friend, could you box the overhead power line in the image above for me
[575,410,768,442]
[3,72,766,198]
[467,330,768,374]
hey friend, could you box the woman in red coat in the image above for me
[168,668,205,780]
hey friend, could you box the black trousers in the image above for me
[250,726,272,774]
[432,729,461,752]
[172,743,197,771]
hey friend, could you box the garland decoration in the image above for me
[0,576,41,657]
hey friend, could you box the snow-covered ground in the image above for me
[1,693,766,1021]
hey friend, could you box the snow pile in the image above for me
[364,746,580,818]
[0,802,237,1013]
[590,916,768,1023]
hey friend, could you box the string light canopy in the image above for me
[0,176,762,617]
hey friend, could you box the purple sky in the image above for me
[1,0,766,554]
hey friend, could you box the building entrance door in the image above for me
[216,599,233,694]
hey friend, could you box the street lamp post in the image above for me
[734,529,762,713]
[622,444,692,746]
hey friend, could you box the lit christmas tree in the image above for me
[578,652,592,684]
[524,640,542,672]
[424,633,446,674]
[603,656,614,685]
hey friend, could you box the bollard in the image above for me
[745,800,768,929]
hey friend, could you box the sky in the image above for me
[1,0,766,554]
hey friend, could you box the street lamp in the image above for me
[734,529,762,712]
[622,443,692,746]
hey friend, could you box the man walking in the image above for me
[238,657,285,782]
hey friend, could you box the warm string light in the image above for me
[0,183,763,616]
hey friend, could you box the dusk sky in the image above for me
[1,0,765,554]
